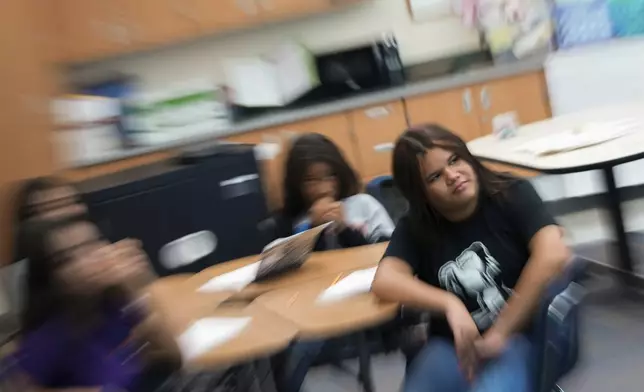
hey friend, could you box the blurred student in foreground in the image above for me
[273,133,395,392]
[372,124,570,392]
[3,177,91,332]
[10,216,176,392]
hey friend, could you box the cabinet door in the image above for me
[475,72,551,135]
[26,0,63,62]
[194,0,261,33]
[405,87,482,142]
[350,101,408,180]
[1,0,58,261]
[275,114,361,174]
[133,0,199,47]
[256,0,330,22]
[59,0,136,61]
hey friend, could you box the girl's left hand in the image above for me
[474,329,509,359]
[100,240,153,287]
[323,202,346,231]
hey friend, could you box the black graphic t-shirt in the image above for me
[383,179,556,339]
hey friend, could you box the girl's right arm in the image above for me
[372,218,459,313]
[372,257,459,313]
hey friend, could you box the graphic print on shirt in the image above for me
[438,241,512,330]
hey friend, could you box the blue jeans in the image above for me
[279,335,359,392]
[404,336,533,392]
[279,340,326,392]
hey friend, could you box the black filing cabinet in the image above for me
[79,145,270,276]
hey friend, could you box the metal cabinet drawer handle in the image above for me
[220,174,259,187]
[462,89,472,113]
[373,142,395,152]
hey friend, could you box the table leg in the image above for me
[356,331,375,392]
[601,167,636,278]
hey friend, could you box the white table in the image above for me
[468,103,644,280]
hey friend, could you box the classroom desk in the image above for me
[254,274,398,340]
[468,103,644,285]
[146,276,298,370]
[255,273,398,392]
[188,242,388,300]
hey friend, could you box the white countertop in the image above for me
[467,103,644,174]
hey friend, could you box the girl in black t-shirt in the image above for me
[372,124,570,392]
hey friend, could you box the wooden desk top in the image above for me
[187,242,388,300]
[254,274,399,340]
[468,103,644,174]
[146,276,297,369]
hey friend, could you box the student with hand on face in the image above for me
[275,132,394,248]
[371,124,570,392]
[273,133,395,392]
[10,216,176,392]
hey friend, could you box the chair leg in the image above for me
[356,331,375,392]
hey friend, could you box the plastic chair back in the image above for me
[365,176,408,224]
[533,257,587,392]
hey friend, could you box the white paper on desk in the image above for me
[316,267,379,304]
[514,118,641,156]
[197,262,261,292]
[177,317,251,361]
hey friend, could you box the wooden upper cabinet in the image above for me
[1,0,59,262]
[256,0,331,22]
[474,72,551,135]
[58,0,136,62]
[193,0,262,33]
[26,0,63,62]
[133,0,200,47]
[350,101,408,180]
[405,87,483,142]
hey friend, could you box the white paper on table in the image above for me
[197,262,261,292]
[177,317,251,361]
[316,267,379,304]
[513,118,641,156]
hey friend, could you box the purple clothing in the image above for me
[15,305,143,390]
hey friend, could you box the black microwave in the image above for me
[314,33,405,96]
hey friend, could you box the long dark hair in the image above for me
[392,124,514,245]
[282,133,361,220]
[15,177,59,225]
[20,216,111,331]
[20,217,68,330]
[13,177,85,262]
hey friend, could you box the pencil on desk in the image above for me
[287,292,299,307]
[331,273,343,286]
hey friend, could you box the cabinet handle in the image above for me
[373,142,395,152]
[93,20,131,45]
[364,106,390,119]
[280,130,299,140]
[236,0,259,14]
[462,89,472,114]
[480,87,491,111]
[220,174,260,199]
[220,173,260,187]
